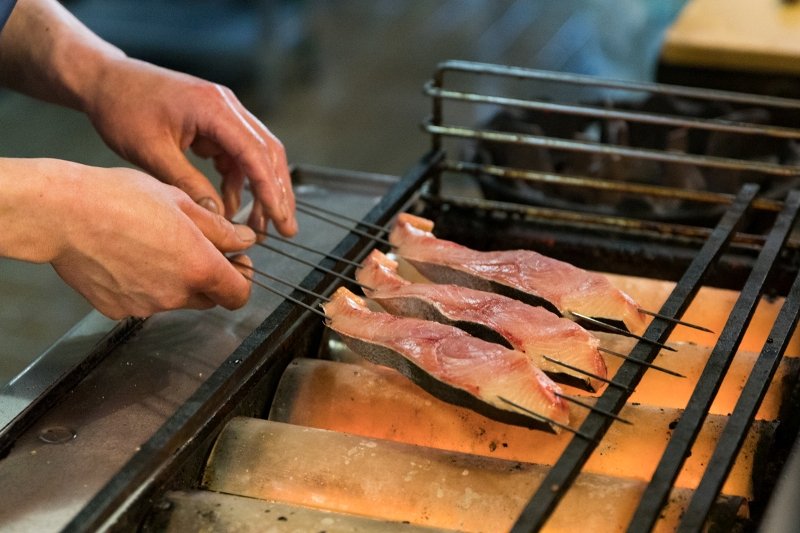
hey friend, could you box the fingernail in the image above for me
[235,224,256,243]
[199,197,220,214]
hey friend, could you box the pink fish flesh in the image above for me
[322,287,570,431]
[389,213,647,335]
[357,249,607,392]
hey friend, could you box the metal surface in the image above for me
[680,238,800,528]
[426,121,800,177]
[59,151,440,532]
[0,313,141,455]
[433,60,800,109]
[424,62,800,531]
[0,164,401,533]
[443,160,786,214]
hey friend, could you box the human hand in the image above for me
[82,57,297,237]
[0,158,257,319]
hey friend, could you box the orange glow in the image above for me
[270,359,769,499]
[605,273,800,356]
[205,418,744,533]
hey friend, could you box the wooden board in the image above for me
[661,0,800,75]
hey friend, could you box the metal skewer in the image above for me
[242,274,328,320]
[296,199,391,233]
[497,396,593,440]
[638,308,714,333]
[233,260,331,302]
[295,204,393,247]
[256,231,364,269]
[598,347,685,378]
[289,206,716,335]
[254,241,375,292]
[569,312,677,352]
[553,392,632,425]
[542,355,634,393]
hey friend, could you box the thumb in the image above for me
[183,199,256,253]
[143,145,226,216]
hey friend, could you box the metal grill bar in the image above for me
[510,184,760,533]
[679,210,800,530]
[422,192,773,249]
[444,160,785,212]
[435,60,800,110]
[627,189,800,532]
[425,122,800,177]
[425,83,800,140]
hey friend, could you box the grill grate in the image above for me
[423,61,800,531]
[629,189,800,532]
[511,184,760,532]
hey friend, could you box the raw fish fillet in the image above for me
[322,287,569,431]
[357,249,607,391]
[390,213,647,335]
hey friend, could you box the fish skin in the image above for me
[357,249,607,392]
[322,287,570,431]
[390,213,648,335]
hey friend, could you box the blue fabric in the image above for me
[0,0,16,35]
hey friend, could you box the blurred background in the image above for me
[0,0,687,384]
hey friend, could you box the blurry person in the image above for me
[0,0,297,319]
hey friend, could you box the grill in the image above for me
[2,60,800,532]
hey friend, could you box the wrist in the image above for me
[0,158,81,263]
[50,24,127,114]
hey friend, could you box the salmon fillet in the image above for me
[390,213,647,335]
[323,287,570,431]
[357,249,607,392]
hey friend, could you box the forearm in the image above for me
[0,0,124,112]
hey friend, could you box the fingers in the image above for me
[239,106,297,225]
[182,196,256,253]
[142,143,226,216]
[218,157,245,217]
[200,254,253,311]
[247,200,266,236]
[206,86,298,237]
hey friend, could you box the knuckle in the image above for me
[162,292,190,311]
[185,263,215,291]
[224,284,250,310]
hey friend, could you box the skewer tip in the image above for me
[553,392,633,425]
[571,312,677,352]
[597,347,686,379]
[638,308,715,333]
[497,396,594,441]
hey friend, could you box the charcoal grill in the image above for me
[2,61,800,532]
